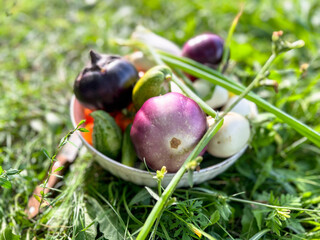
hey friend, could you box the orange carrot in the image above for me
[114,112,134,132]
[82,122,94,145]
[84,108,94,124]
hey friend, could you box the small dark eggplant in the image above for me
[182,33,224,67]
[74,50,139,112]
[182,33,225,81]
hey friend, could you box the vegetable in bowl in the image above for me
[206,112,250,158]
[73,50,139,112]
[182,33,225,80]
[130,92,208,173]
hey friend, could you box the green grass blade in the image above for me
[249,229,271,240]
[219,4,244,72]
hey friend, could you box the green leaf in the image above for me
[279,194,302,207]
[33,194,41,203]
[235,159,255,180]
[81,214,97,240]
[42,149,51,160]
[0,177,11,189]
[78,127,89,133]
[174,227,183,238]
[251,157,273,195]
[0,166,3,174]
[0,228,20,240]
[187,170,193,188]
[145,187,160,201]
[54,166,64,172]
[74,207,97,240]
[160,222,172,240]
[249,229,270,240]
[6,169,22,175]
[266,211,282,236]
[77,119,86,127]
[129,188,150,206]
[188,223,217,240]
[86,196,125,240]
[98,208,125,239]
[215,200,232,221]
[241,206,257,238]
[286,218,305,234]
[252,209,264,231]
[209,210,220,225]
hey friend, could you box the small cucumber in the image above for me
[132,65,172,110]
[121,124,137,167]
[91,110,122,159]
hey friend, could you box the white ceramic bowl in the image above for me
[70,96,246,188]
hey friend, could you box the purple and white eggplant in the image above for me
[130,92,208,173]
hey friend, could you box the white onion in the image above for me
[207,112,250,158]
[222,96,258,119]
[193,79,229,109]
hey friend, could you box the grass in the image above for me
[1,0,320,239]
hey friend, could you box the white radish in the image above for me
[207,112,250,158]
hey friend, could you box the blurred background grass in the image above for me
[1,0,320,239]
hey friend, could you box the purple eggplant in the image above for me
[130,92,208,173]
[182,33,224,81]
[182,33,224,67]
[74,50,139,112]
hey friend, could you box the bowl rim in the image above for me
[70,95,247,176]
